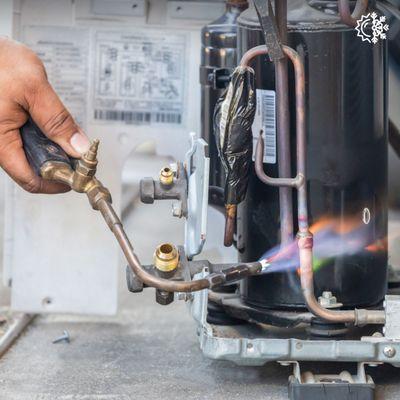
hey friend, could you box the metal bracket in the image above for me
[139,132,209,258]
[189,287,400,367]
[285,361,375,400]
[199,66,232,89]
[184,132,210,258]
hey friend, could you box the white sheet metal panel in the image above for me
[0,0,14,298]
[0,0,13,37]
[5,0,218,314]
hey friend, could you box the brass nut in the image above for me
[159,167,174,186]
[75,164,97,177]
[87,184,112,210]
[154,243,179,272]
[155,289,174,306]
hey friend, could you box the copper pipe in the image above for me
[224,204,237,247]
[97,199,210,292]
[255,135,304,188]
[96,199,261,293]
[241,44,385,325]
[275,0,294,246]
[338,0,369,27]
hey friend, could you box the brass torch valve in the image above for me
[38,138,111,210]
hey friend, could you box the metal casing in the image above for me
[200,1,248,187]
[237,1,388,309]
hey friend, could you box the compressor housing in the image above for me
[236,0,388,311]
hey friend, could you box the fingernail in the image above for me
[70,132,90,154]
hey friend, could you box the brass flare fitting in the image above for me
[154,243,179,273]
[159,166,174,186]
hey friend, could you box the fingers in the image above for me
[0,38,89,194]
[26,80,90,158]
[0,128,70,194]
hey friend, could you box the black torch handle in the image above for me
[20,118,72,176]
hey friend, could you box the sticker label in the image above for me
[93,30,187,126]
[23,26,90,129]
[252,89,276,164]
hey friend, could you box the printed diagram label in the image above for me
[93,30,187,126]
[23,27,90,129]
[252,89,276,164]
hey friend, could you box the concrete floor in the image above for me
[0,158,400,399]
[0,290,400,400]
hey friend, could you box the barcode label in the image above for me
[94,110,182,125]
[252,89,276,164]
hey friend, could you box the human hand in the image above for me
[0,37,90,194]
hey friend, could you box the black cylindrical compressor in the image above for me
[200,0,248,187]
[237,1,388,310]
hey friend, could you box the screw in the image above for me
[172,202,182,218]
[383,346,396,358]
[318,291,343,309]
[279,361,291,366]
[52,330,70,344]
[177,292,193,302]
[169,163,178,174]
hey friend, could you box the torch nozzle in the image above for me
[85,139,100,162]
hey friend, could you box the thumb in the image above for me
[27,80,90,158]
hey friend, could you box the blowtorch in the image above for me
[20,118,263,294]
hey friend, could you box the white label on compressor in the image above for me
[252,89,277,164]
[93,30,187,126]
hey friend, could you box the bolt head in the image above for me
[172,202,182,218]
[318,291,343,309]
[383,346,396,358]
[177,292,193,302]
[169,163,178,174]
[156,289,174,306]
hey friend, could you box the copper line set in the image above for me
[40,138,263,293]
[275,0,294,246]
[240,43,385,326]
[98,199,262,293]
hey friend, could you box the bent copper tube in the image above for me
[96,199,262,293]
[338,0,368,27]
[241,45,385,325]
[275,0,294,246]
[97,199,210,292]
